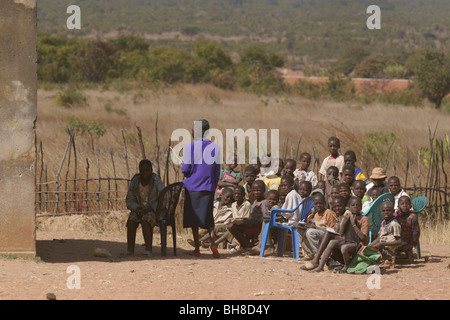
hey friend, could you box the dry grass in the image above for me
[35,211,448,245]
[37,83,450,243]
[36,211,129,234]
[419,218,450,245]
[37,83,450,178]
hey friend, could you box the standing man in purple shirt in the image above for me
[182,119,221,258]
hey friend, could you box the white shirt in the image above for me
[281,189,303,227]
[319,154,345,177]
[393,189,410,210]
[293,169,318,187]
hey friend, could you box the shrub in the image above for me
[72,40,120,82]
[55,87,87,108]
[406,49,450,109]
[235,44,285,94]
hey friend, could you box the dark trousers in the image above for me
[228,220,259,249]
[126,219,152,253]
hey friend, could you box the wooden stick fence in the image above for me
[36,123,449,220]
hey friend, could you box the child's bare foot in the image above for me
[300,262,318,271]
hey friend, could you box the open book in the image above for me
[326,226,340,235]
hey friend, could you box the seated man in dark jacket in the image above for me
[125,159,165,257]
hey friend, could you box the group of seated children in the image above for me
[190,136,420,271]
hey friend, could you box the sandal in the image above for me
[186,251,201,257]
[210,245,220,258]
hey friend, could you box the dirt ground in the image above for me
[0,229,449,301]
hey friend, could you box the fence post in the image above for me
[155,111,161,178]
[38,141,44,213]
[121,129,130,184]
[55,134,72,214]
[85,158,89,212]
[71,130,78,212]
[96,156,101,213]
[136,125,146,160]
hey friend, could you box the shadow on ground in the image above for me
[35,237,238,263]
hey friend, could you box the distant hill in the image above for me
[38,0,450,68]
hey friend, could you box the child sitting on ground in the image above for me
[228,180,267,254]
[369,201,403,268]
[319,137,344,180]
[214,186,251,248]
[190,187,234,248]
[298,193,338,260]
[394,195,420,263]
[305,196,369,272]
[294,152,318,187]
[301,195,347,270]
[330,195,347,231]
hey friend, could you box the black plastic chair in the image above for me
[150,182,184,256]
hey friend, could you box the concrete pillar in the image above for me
[0,0,37,257]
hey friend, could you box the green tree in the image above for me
[407,49,450,109]
[235,44,284,93]
[353,54,386,78]
[37,34,80,82]
[193,40,234,86]
[143,46,207,84]
[72,40,120,82]
[64,116,107,152]
[193,40,233,71]
[331,45,371,76]
[383,64,408,79]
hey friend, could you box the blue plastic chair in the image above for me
[260,196,314,259]
[411,196,428,259]
[362,193,395,244]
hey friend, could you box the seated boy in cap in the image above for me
[366,167,389,195]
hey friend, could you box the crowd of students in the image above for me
[188,136,421,272]
[125,129,421,273]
